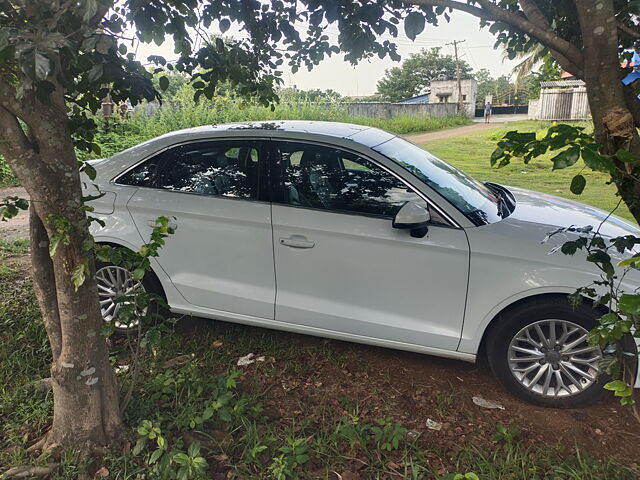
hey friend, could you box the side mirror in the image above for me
[392,202,431,238]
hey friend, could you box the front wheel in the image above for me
[486,297,607,408]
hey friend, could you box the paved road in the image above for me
[405,113,529,144]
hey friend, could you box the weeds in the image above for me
[0,238,29,260]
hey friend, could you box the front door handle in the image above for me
[279,236,315,249]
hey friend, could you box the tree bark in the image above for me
[575,0,640,223]
[0,95,125,449]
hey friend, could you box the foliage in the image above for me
[422,120,633,222]
[376,47,472,102]
[491,422,521,448]
[0,157,18,187]
[0,196,28,222]
[490,123,621,195]
[475,68,519,106]
[73,91,471,163]
[491,123,640,405]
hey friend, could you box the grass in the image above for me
[420,120,636,223]
[0,238,29,260]
[0,265,638,479]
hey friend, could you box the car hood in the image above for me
[505,186,639,238]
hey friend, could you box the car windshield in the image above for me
[373,136,502,225]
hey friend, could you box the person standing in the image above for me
[484,102,492,123]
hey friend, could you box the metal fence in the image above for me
[537,87,589,121]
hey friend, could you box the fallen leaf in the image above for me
[212,340,224,348]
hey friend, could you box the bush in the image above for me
[0,157,18,187]
[79,85,471,161]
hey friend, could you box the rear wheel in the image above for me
[95,261,165,334]
[486,297,606,408]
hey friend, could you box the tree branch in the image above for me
[403,0,584,77]
[30,205,63,361]
[617,21,640,40]
[0,105,35,156]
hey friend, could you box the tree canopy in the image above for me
[376,47,472,101]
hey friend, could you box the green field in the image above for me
[420,120,636,224]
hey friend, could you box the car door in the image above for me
[270,140,470,351]
[122,139,276,319]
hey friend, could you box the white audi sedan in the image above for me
[85,120,640,407]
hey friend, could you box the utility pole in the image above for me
[446,40,465,114]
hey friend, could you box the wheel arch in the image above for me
[476,292,605,359]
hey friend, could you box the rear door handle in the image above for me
[279,236,315,249]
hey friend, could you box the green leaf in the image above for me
[132,438,146,456]
[82,162,97,180]
[618,256,640,268]
[604,380,628,392]
[172,452,190,465]
[219,18,231,33]
[615,149,638,163]
[404,12,426,41]
[570,174,586,195]
[71,263,87,291]
[551,146,579,170]
[34,50,51,81]
[619,293,640,315]
[149,448,164,464]
[581,147,614,174]
[131,267,145,281]
[158,76,169,91]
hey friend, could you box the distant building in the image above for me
[428,78,477,116]
[528,79,589,120]
[399,94,430,104]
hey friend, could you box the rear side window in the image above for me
[117,141,261,200]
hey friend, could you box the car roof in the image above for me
[151,120,395,148]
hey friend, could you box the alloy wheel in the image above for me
[96,265,146,330]
[508,319,602,398]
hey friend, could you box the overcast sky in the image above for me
[134,10,520,97]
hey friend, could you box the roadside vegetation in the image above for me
[0,87,469,188]
[89,84,469,161]
[421,120,635,224]
[0,244,638,479]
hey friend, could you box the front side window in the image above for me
[276,142,427,218]
[374,136,501,225]
[119,140,261,199]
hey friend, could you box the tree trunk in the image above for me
[575,0,640,223]
[0,102,125,449]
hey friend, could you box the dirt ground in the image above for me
[1,187,639,470]
[404,122,504,144]
[0,186,29,241]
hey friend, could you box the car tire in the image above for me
[486,296,607,408]
[95,260,167,335]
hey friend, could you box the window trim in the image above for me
[269,139,461,228]
[111,138,269,203]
